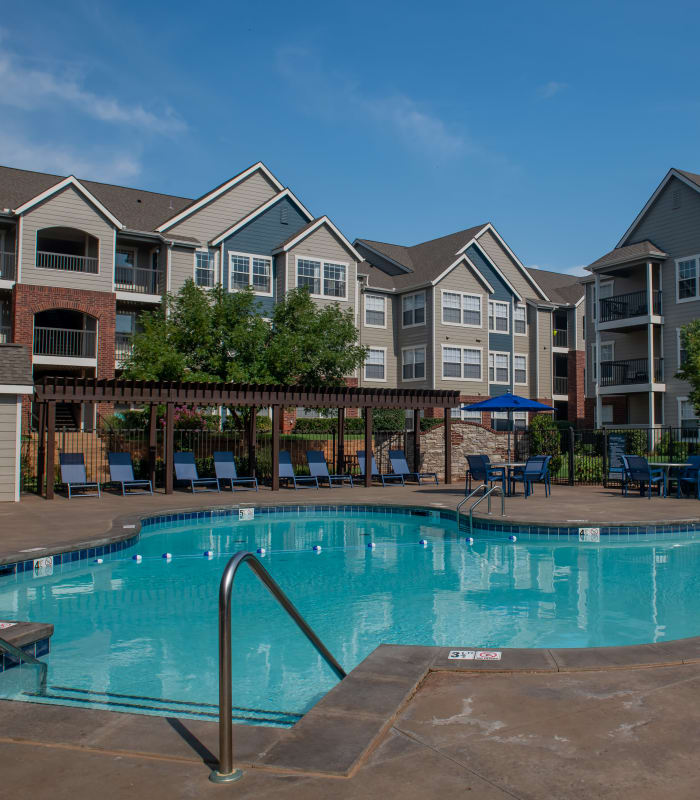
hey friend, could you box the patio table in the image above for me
[649,462,691,497]
[491,462,526,496]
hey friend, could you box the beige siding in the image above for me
[537,308,553,398]
[360,291,398,387]
[575,301,585,351]
[528,305,539,395]
[167,172,278,242]
[475,229,543,302]
[169,245,196,292]
[20,186,115,292]
[0,395,19,502]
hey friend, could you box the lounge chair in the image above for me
[108,452,153,495]
[465,455,505,495]
[59,453,101,499]
[174,452,220,493]
[279,450,319,489]
[306,450,353,487]
[621,455,665,498]
[357,451,404,486]
[388,450,438,485]
[510,456,551,498]
[676,455,700,499]
[214,451,258,491]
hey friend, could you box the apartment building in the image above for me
[584,167,700,430]
[0,162,363,428]
[354,226,585,427]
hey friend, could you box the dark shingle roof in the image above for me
[273,217,323,250]
[0,165,193,232]
[525,267,584,306]
[0,344,32,387]
[675,168,700,188]
[587,240,667,271]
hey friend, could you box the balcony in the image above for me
[36,251,98,274]
[554,376,568,396]
[115,266,161,295]
[599,358,663,388]
[33,327,96,359]
[115,332,134,363]
[599,290,662,324]
[552,328,569,348]
[0,251,16,281]
[0,325,10,343]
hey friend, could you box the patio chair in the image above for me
[621,455,665,499]
[388,450,438,485]
[279,450,319,489]
[107,452,153,495]
[306,450,353,487]
[510,455,551,498]
[59,453,101,499]
[174,452,220,493]
[357,451,405,486]
[675,455,700,499]
[213,451,258,492]
[465,455,505,495]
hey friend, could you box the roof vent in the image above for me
[137,198,142,203]
[280,205,288,224]
[672,189,681,209]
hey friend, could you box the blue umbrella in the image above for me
[462,393,555,461]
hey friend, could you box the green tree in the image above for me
[676,321,700,414]
[528,413,562,474]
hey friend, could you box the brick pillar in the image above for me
[282,407,296,433]
[567,350,585,425]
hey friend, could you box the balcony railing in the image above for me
[599,358,663,387]
[552,328,568,348]
[114,266,161,295]
[0,325,11,343]
[599,290,662,323]
[33,327,96,359]
[554,376,568,396]
[0,251,16,281]
[115,332,134,362]
[36,251,98,274]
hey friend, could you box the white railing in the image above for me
[114,266,161,295]
[36,251,98,273]
[0,325,11,343]
[0,251,16,280]
[33,327,96,358]
[115,332,134,362]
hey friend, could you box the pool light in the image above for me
[367,542,376,549]
[465,537,474,545]
[509,535,517,543]
[419,539,428,546]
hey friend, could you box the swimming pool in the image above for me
[2,505,700,724]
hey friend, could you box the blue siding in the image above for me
[221,197,309,309]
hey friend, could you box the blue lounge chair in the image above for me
[214,451,258,491]
[465,455,505,495]
[677,455,700,499]
[621,455,665,498]
[108,452,153,495]
[306,450,353,487]
[174,452,220,493]
[389,450,438,485]
[279,450,319,489]
[357,451,404,486]
[510,456,552,498]
[59,453,100,499]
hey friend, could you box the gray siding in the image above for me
[537,308,553,398]
[475,228,543,302]
[360,290,398,387]
[168,245,196,291]
[0,394,20,501]
[20,186,115,292]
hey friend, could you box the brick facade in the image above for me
[583,395,627,427]
[567,350,586,425]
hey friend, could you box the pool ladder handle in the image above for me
[456,484,506,534]
[0,635,47,693]
[210,551,347,784]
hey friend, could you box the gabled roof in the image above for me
[586,240,668,272]
[14,175,124,228]
[0,343,33,393]
[525,267,585,306]
[272,216,363,261]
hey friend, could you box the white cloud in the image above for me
[538,81,568,99]
[0,51,185,135]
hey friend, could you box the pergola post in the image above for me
[148,403,158,489]
[271,405,280,491]
[45,401,56,500]
[337,407,345,474]
[165,402,174,495]
[413,409,421,472]
[443,406,452,485]
[37,402,46,499]
[248,406,257,477]
[364,407,372,488]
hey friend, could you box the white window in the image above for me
[451,407,481,422]
[676,256,700,302]
[402,292,425,327]
[194,250,216,288]
[402,346,426,381]
[441,291,481,327]
[678,328,688,368]
[364,348,386,381]
[591,342,614,380]
[488,300,509,332]
[116,247,136,269]
[489,351,510,384]
[679,397,699,435]
[296,257,347,299]
[514,304,527,335]
[229,252,272,295]
[492,410,528,431]
[405,409,425,432]
[442,346,482,381]
[601,405,614,424]
[593,280,614,319]
[364,294,386,327]
[514,354,527,384]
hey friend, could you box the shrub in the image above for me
[420,417,444,432]
[574,455,603,483]
[293,417,364,434]
[373,408,406,432]
[653,433,690,462]
[529,413,562,474]
[624,429,648,458]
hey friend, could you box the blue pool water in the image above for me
[2,509,700,723]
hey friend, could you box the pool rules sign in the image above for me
[448,650,502,661]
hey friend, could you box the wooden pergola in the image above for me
[34,377,461,499]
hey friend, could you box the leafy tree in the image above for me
[676,321,700,414]
[528,413,562,473]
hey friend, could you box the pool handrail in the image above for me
[0,635,47,693]
[210,551,347,784]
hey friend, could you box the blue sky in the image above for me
[3,1,699,274]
